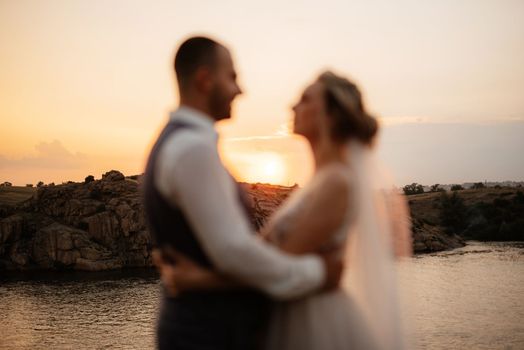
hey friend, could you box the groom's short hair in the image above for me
[174,36,221,89]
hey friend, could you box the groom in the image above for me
[143,36,341,350]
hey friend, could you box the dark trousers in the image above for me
[157,293,269,350]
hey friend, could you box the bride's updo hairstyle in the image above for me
[318,71,378,145]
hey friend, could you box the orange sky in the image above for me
[1,0,523,186]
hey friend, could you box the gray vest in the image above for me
[143,121,269,349]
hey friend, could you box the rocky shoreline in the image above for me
[0,170,468,271]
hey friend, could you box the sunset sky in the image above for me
[1,0,523,186]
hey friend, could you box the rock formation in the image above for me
[0,171,472,271]
[1,171,148,271]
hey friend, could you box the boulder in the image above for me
[102,170,125,182]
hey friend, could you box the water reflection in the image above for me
[0,270,160,349]
[397,242,524,350]
[1,243,523,349]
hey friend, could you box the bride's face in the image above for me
[292,82,326,140]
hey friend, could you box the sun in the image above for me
[232,152,286,185]
[254,153,286,184]
[263,160,279,178]
[219,142,289,185]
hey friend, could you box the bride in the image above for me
[154,71,412,350]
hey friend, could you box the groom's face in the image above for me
[208,47,242,121]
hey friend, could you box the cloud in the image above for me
[225,122,293,142]
[380,116,524,127]
[0,140,88,169]
[379,116,430,126]
[226,135,289,142]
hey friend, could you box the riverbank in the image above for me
[1,171,521,271]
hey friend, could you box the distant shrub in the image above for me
[440,191,467,233]
[472,182,485,189]
[430,184,444,192]
[85,175,95,183]
[403,183,424,195]
[36,181,44,187]
[451,184,464,191]
[516,191,524,204]
[460,190,524,241]
[26,184,33,187]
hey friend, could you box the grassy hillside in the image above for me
[0,186,36,206]
[407,187,524,241]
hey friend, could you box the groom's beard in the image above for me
[208,85,232,121]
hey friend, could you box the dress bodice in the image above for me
[269,163,354,255]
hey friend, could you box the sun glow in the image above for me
[223,151,288,185]
[260,154,285,183]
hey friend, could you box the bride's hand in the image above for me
[318,249,344,291]
[152,247,211,296]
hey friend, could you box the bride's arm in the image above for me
[266,170,350,255]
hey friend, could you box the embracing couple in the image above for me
[143,36,412,350]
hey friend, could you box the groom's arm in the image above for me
[156,136,326,300]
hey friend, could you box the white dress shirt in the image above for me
[154,105,325,300]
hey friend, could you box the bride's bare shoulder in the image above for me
[312,163,352,194]
[275,163,352,254]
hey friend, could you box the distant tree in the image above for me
[26,184,33,187]
[36,181,44,187]
[403,183,424,195]
[472,182,485,189]
[48,182,55,186]
[494,185,502,189]
[85,175,95,183]
[516,191,524,204]
[1,182,12,187]
[440,191,467,233]
[451,184,464,191]
[430,184,444,192]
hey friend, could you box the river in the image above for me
[1,241,523,349]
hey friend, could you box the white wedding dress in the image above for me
[263,138,412,350]
[263,164,380,350]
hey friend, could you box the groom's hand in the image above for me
[152,248,178,297]
[320,251,344,291]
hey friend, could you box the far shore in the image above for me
[1,174,523,272]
